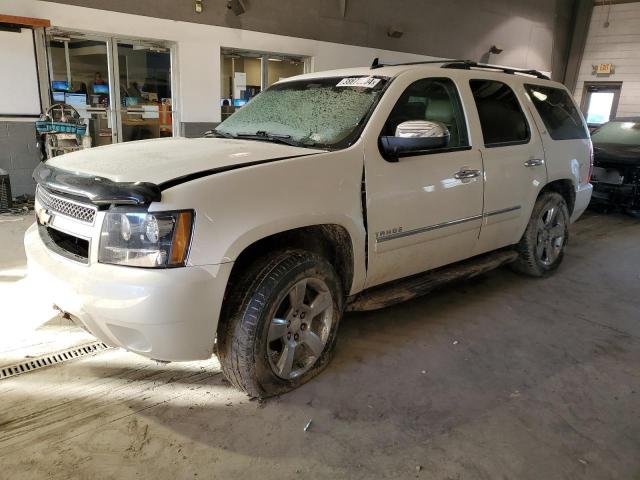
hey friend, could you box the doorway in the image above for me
[580,82,622,129]
[45,30,177,147]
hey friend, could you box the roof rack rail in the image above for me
[370,58,550,80]
[440,60,550,80]
[370,57,465,69]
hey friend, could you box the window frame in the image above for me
[469,79,531,149]
[579,81,622,128]
[378,76,472,160]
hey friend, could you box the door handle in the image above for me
[454,168,481,180]
[524,158,544,167]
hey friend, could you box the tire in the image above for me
[217,249,344,398]
[511,192,570,277]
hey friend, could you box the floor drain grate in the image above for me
[0,341,112,380]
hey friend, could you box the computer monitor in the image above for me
[65,93,87,106]
[52,92,66,103]
[52,80,70,92]
[92,84,109,94]
[233,98,247,107]
[124,96,139,107]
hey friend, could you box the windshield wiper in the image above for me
[235,131,315,148]
[203,129,236,139]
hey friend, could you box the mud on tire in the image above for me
[216,250,343,398]
[512,191,570,277]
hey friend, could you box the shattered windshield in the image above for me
[214,76,388,149]
[591,121,640,146]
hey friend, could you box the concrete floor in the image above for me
[0,211,639,480]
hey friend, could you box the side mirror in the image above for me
[380,120,450,161]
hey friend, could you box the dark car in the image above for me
[590,118,640,215]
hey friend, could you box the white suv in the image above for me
[26,60,593,397]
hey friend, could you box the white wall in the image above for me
[0,0,435,125]
[0,28,41,116]
[574,2,640,118]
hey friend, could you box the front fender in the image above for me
[150,147,368,293]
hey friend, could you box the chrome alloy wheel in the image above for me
[267,277,334,380]
[535,203,566,266]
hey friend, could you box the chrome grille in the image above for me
[36,185,97,224]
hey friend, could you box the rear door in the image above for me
[468,78,547,255]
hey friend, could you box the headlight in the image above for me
[99,210,194,268]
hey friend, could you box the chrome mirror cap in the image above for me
[395,120,450,139]
[380,120,451,162]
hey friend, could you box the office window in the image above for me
[580,82,622,127]
[470,80,529,147]
[382,78,469,148]
[525,84,588,140]
[220,49,306,121]
[117,42,173,142]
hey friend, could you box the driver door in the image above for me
[363,77,484,288]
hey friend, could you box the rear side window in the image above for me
[524,84,588,140]
[470,80,530,147]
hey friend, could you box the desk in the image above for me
[121,117,160,141]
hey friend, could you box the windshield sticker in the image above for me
[336,77,381,88]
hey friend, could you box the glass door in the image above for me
[46,30,177,146]
[46,33,117,146]
[113,41,175,142]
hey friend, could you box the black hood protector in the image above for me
[33,162,162,206]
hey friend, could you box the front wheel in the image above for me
[512,192,570,277]
[217,250,343,398]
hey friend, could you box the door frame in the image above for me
[44,27,179,143]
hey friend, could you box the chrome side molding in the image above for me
[376,205,521,243]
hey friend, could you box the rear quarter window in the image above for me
[524,84,589,140]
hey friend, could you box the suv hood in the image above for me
[593,143,640,167]
[46,137,325,184]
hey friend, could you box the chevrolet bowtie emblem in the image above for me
[37,207,52,226]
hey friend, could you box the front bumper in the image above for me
[24,222,233,361]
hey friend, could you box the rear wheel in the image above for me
[512,192,569,277]
[217,250,343,398]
